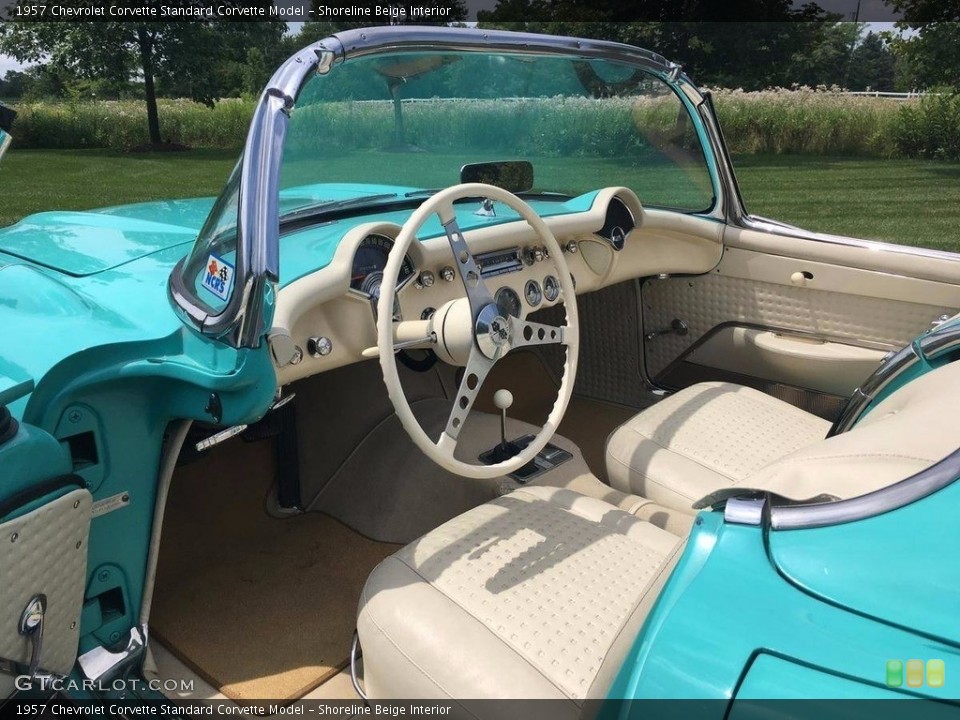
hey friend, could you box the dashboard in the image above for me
[269,186,724,385]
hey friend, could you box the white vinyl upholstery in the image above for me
[605,382,830,510]
[606,360,960,511]
[357,486,684,710]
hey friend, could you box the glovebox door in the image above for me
[642,225,960,419]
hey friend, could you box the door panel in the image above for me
[0,486,92,678]
[642,242,960,411]
[685,326,888,397]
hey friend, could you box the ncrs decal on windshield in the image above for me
[202,254,234,301]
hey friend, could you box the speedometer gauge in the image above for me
[351,234,415,295]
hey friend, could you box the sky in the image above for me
[0,0,905,79]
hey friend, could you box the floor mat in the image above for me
[150,436,399,702]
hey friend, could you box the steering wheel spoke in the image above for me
[440,346,495,450]
[441,216,494,317]
[509,317,567,349]
[379,182,579,479]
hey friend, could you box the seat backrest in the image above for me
[701,359,960,506]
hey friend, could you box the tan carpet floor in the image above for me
[150,436,399,702]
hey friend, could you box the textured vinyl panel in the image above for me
[0,488,91,676]
[533,281,652,407]
[642,273,958,378]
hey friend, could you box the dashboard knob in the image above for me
[307,336,333,358]
[418,271,435,288]
[565,241,579,254]
[440,266,455,282]
[532,247,545,263]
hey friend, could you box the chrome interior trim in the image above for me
[724,497,765,526]
[323,26,676,75]
[770,448,960,530]
[350,631,368,702]
[829,341,920,435]
[698,93,741,224]
[77,625,148,682]
[917,320,960,361]
[739,215,960,264]
[829,320,960,435]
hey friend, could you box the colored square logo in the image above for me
[906,659,924,688]
[885,659,903,687]
[202,254,234,301]
[927,660,945,688]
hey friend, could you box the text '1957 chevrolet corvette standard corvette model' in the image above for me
[0,25,959,718]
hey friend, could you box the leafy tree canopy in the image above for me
[477,1,843,89]
[0,1,286,143]
[885,0,960,89]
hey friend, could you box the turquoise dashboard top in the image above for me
[0,184,600,419]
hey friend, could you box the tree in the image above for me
[0,1,284,145]
[477,1,834,90]
[848,31,896,91]
[885,0,960,90]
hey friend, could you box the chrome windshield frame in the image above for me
[168,25,711,349]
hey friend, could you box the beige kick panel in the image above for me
[0,488,92,678]
[643,246,960,380]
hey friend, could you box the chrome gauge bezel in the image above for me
[543,275,560,302]
[495,286,523,318]
[525,279,543,308]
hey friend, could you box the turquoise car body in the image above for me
[0,26,957,707]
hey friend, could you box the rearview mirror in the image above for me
[460,161,533,193]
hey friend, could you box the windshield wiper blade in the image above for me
[280,193,400,222]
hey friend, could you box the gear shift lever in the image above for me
[489,389,521,462]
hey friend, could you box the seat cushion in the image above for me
[357,486,684,710]
[605,382,830,511]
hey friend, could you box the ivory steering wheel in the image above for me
[377,183,580,479]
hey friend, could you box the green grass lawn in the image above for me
[0,149,238,227]
[1,149,959,254]
[732,155,960,254]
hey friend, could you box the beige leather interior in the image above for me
[684,327,888,397]
[605,382,830,510]
[270,188,724,387]
[357,486,685,710]
[607,359,960,511]
[643,246,960,380]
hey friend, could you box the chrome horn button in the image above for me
[476,304,512,359]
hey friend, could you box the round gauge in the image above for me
[543,275,560,303]
[350,234,415,295]
[610,225,626,251]
[524,279,543,308]
[495,287,522,318]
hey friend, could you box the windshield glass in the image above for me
[182,47,715,314]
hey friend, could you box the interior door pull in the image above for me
[18,594,46,680]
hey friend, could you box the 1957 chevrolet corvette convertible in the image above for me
[1,25,959,714]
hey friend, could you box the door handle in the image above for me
[645,318,688,341]
[18,594,46,680]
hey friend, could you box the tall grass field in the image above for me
[5,88,959,160]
